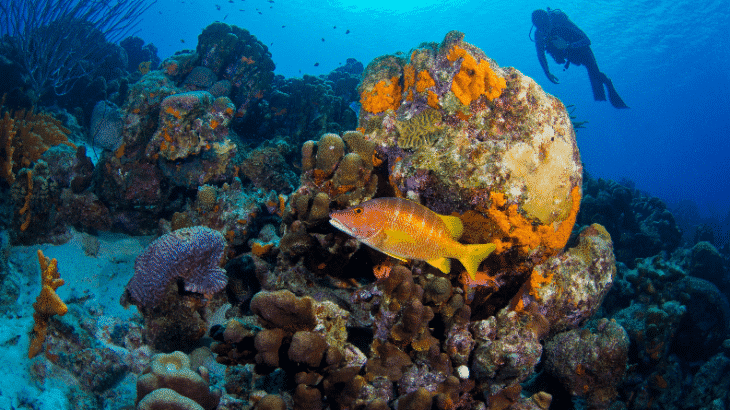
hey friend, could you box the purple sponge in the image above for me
[126,226,227,308]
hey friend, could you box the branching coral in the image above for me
[0,0,154,99]
[28,249,68,358]
[446,45,506,106]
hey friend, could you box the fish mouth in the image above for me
[329,218,355,236]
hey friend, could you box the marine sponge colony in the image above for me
[3,21,692,410]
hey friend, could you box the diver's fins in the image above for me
[605,78,629,109]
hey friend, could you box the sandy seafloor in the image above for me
[0,230,151,409]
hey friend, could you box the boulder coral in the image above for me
[287,130,379,226]
[545,318,629,409]
[357,31,582,270]
[195,22,275,119]
[136,351,221,410]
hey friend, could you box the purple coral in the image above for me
[125,226,228,308]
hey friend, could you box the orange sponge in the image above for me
[361,76,402,114]
[486,187,581,254]
[447,45,506,106]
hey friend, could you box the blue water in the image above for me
[138,0,729,219]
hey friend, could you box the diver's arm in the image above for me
[535,34,559,83]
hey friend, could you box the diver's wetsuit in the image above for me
[532,8,628,108]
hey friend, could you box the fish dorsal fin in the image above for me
[437,214,464,239]
[427,257,451,274]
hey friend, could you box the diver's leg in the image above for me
[573,47,607,101]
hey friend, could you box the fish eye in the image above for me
[353,207,363,214]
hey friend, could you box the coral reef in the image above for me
[195,22,275,119]
[512,224,615,334]
[236,71,359,146]
[28,249,68,358]
[146,91,237,188]
[238,138,298,193]
[7,21,720,410]
[578,173,682,266]
[9,160,66,244]
[544,318,629,409]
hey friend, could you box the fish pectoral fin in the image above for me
[383,228,416,246]
[437,214,464,239]
[426,257,451,274]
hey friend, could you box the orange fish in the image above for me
[329,197,496,279]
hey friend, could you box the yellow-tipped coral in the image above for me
[447,45,506,106]
[28,249,68,358]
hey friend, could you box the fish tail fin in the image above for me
[458,243,497,279]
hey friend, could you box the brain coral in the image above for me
[125,226,228,309]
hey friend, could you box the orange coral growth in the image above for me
[251,241,274,257]
[19,170,33,231]
[360,76,402,114]
[165,61,179,76]
[0,100,74,184]
[277,194,287,216]
[1,110,16,184]
[447,45,506,106]
[455,111,472,121]
[527,270,553,301]
[653,374,668,389]
[210,119,219,129]
[373,263,393,280]
[484,186,581,254]
[29,249,68,358]
[416,70,435,93]
[165,106,182,119]
[427,90,440,109]
[163,128,173,142]
[403,65,416,101]
[138,61,151,75]
[114,143,126,159]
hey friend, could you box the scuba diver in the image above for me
[531,8,629,108]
